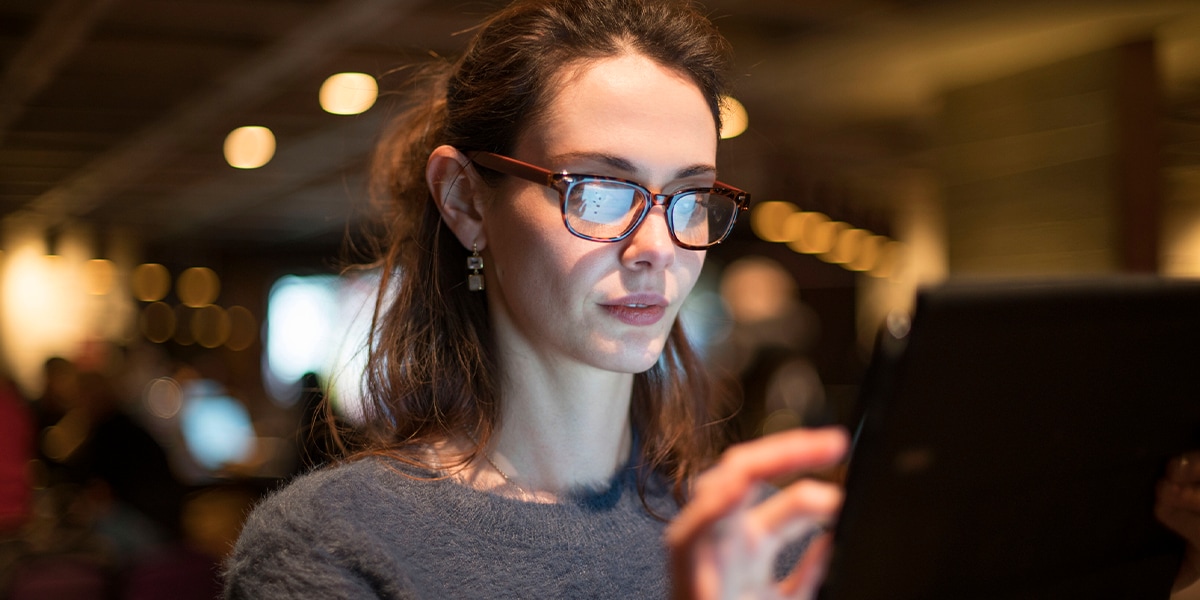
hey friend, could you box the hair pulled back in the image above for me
[351,0,734,506]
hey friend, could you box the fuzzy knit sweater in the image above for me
[223,455,684,599]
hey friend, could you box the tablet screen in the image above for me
[818,278,1200,600]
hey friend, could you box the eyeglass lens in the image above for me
[564,180,737,247]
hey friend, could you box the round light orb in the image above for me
[177,267,220,307]
[785,212,831,254]
[140,302,176,343]
[193,304,232,349]
[319,72,378,116]
[225,305,258,351]
[132,263,171,302]
[224,126,276,169]
[719,96,749,139]
[750,201,799,243]
[827,227,871,265]
[145,377,183,419]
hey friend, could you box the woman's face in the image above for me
[480,52,717,375]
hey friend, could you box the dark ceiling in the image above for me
[3,0,1199,264]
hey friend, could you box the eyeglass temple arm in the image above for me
[714,181,750,208]
[466,151,556,187]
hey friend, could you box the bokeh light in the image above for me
[193,304,232,349]
[719,95,749,139]
[827,227,870,264]
[180,380,255,471]
[319,72,378,115]
[140,301,176,343]
[225,305,258,351]
[83,258,115,295]
[223,125,275,169]
[751,201,799,242]
[177,266,220,307]
[145,377,183,419]
[132,263,171,302]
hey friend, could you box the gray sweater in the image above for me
[223,456,681,599]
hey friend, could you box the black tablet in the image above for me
[818,277,1200,600]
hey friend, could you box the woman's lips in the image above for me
[601,294,669,326]
[603,303,667,326]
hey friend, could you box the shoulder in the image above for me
[234,456,444,543]
[223,457,436,599]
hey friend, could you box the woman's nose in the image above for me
[620,206,676,270]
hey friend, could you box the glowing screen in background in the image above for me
[180,379,255,470]
[264,273,375,420]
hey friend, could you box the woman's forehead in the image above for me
[519,53,718,173]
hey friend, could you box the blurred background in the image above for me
[2,0,1200,597]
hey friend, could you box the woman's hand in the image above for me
[666,427,849,600]
[1157,452,1200,592]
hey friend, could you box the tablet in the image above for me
[818,277,1200,600]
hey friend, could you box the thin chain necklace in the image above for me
[467,432,535,500]
[479,449,534,499]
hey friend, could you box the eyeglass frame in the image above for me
[465,150,750,250]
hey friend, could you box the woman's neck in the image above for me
[487,357,636,495]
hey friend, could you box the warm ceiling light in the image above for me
[83,259,116,296]
[848,234,888,272]
[132,263,171,302]
[319,72,378,115]
[193,305,232,349]
[827,227,871,265]
[225,305,257,351]
[786,212,832,254]
[224,126,276,169]
[719,96,748,139]
[140,302,176,344]
[177,267,220,307]
[750,201,798,242]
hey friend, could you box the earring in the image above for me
[467,244,484,292]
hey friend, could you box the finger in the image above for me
[748,481,840,599]
[669,428,849,549]
[744,479,842,547]
[708,427,850,489]
[780,531,834,599]
[667,428,849,600]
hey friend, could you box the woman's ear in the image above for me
[426,144,487,250]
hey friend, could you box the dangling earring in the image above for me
[467,244,484,292]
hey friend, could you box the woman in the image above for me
[225,0,1200,597]
[225,0,846,597]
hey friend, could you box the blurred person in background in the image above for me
[71,370,187,565]
[30,357,80,480]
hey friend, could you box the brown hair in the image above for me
[344,0,734,508]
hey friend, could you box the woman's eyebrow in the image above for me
[550,151,717,179]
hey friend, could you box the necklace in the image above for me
[466,432,536,500]
[479,449,534,498]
